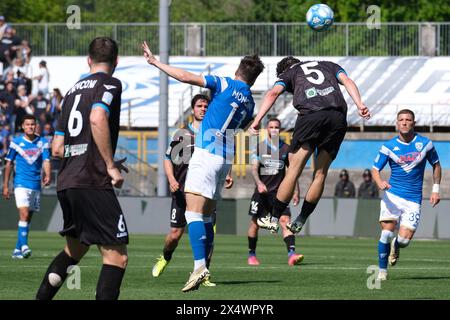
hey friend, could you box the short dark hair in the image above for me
[236,54,265,86]
[191,93,210,109]
[88,37,118,65]
[397,109,415,121]
[276,56,300,77]
[21,114,36,124]
[267,117,281,127]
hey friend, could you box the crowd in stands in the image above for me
[0,15,62,159]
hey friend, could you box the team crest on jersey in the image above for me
[305,87,317,99]
[415,142,423,151]
[37,141,43,148]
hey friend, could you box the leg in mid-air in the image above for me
[279,214,304,266]
[152,227,185,277]
[36,236,89,300]
[96,244,128,300]
[288,149,333,233]
[389,226,415,268]
[257,145,312,233]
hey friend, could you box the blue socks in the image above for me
[204,221,214,266]
[378,230,394,270]
[185,211,206,270]
[17,221,29,251]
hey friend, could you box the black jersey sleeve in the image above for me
[165,128,184,160]
[92,77,122,115]
[321,61,347,83]
[55,97,68,136]
[274,66,296,93]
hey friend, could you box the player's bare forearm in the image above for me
[251,161,264,185]
[164,159,177,183]
[153,60,205,87]
[3,161,12,188]
[90,108,114,169]
[51,135,64,158]
[433,162,442,185]
[371,167,388,190]
[253,86,283,124]
[43,160,51,183]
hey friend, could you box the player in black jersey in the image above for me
[247,118,303,266]
[36,37,129,300]
[151,94,216,286]
[249,56,371,234]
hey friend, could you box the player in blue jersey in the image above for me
[372,109,441,281]
[143,41,264,292]
[3,114,51,259]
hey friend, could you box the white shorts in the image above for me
[14,187,41,212]
[379,191,421,231]
[184,147,232,200]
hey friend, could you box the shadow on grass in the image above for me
[396,276,450,281]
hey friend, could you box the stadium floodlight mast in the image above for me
[157,0,170,196]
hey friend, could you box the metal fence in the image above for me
[10,22,450,57]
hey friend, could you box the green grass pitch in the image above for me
[1,231,450,300]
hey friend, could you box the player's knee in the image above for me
[313,169,328,183]
[397,236,410,248]
[380,229,394,244]
[48,273,63,287]
[118,255,128,269]
[169,228,183,242]
[279,216,289,226]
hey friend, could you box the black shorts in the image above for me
[170,190,217,228]
[291,109,347,160]
[58,188,129,246]
[170,190,187,228]
[248,192,291,218]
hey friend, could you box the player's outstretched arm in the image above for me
[430,162,441,207]
[142,41,205,87]
[338,72,371,120]
[248,84,284,135]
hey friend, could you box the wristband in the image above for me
[432,184,440,193]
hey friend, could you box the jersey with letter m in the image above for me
[55,72,122,191]
[373,134,439,204]
[5,135,50,190]
[196,75,255,158]
[276,61,347,115]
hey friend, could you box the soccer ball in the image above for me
[306,4,334,31]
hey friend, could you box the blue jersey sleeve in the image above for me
[426,142,439,165]
[373,145,389,171]
[203,75,225,94]
[5,143,18,162]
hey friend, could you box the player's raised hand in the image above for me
[142,41,157,65]
[358,104,371,120]
[107,166,124,189]
[430,192,440,208]
[377,180,391,191]
[2,187,10,200]
[225,175,234,189]
[114,157,129,174]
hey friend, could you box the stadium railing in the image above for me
[11,22,450,56]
